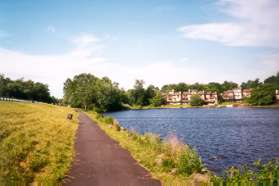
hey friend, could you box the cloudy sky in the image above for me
[0,0,278,97]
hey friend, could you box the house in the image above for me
[243,88,252,98]
[166,89,218,105]
[222,88,252,101]
[166,90,182,105]
[233,88,243,100]
[222,90,235,101]
[276,90,279,102]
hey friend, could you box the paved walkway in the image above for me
[64,112,161,186]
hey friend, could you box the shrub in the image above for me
[150,93,166,107]
[164,134,203,175]
[248,84,276,105]
[190,94,204,106]
[177,149,203,175]
[95,113,103,120]
[212,159,279,185]
[103,116,114,124]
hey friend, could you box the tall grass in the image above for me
[89,112,209,185]
[212,159,279,185]
[0,102,78,185]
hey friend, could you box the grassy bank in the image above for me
[0,101,78,184]
[87,111,210,185]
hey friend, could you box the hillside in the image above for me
[0,101,78,184]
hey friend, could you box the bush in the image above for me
[190,94,204,106]
[103,116,114,124]
[95,113,103,120]
[177,149,203,175]
[212,159,279,185]
[150,93,166,107]
[248,84,275,105]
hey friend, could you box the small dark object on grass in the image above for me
[67,113,73,120]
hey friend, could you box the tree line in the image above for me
[63,72,279,111]
[2,72,279,109]
[0,74,56,103]
[161,81,238,94]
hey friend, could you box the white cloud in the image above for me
[47,25,56,33]
[0,36,205,98]
[1,31,276,98]
[178,0,279,47]
[71,33,104,58]
[73,33,100,46]
[1,44,276,98]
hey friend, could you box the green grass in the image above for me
[0,101,78,185]
[88,112,210,186]
[212,159,279,185]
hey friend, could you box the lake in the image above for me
[106,108,279,174]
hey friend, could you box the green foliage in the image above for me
[212,159,279,185]
[177,149,203,175]
[206,82,223,93]
[248,84,275,105]
[63,73,127,111]
[222,81,238,91]
[103,116,114,124]
[0,74,54,103]
[241,78,262,89]
[264,72,279,89]
[128,80,160,106]
[161,81,238,94]
[190,94,204,106]
[150,92,166,107]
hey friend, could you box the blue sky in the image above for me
[0,0,278,97]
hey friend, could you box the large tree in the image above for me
[63,73,127,112]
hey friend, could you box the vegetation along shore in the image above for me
[89,112,279,185]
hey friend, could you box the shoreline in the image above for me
[88,111,279,185]
[129,103,279,110]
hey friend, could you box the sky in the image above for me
[0,0,278,98]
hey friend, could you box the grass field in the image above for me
[0,101,78,185]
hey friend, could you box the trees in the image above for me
[128,80,146,106]
[264,72,279,89]
[207,82,223,93]
[150,92,166,107]
[222,81,238,91]
[127,80,163,106]
[190,94,204,106]
[248,84,276,105]
[0,74,53,103]
[63,73,127,112]
[241,79,261,89]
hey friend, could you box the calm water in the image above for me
[106,108,279,173]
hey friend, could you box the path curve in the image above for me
[64,112,161,186]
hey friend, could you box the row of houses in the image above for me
[165,89,219,105]
[222,88,252,101]
[165,88,279,105]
